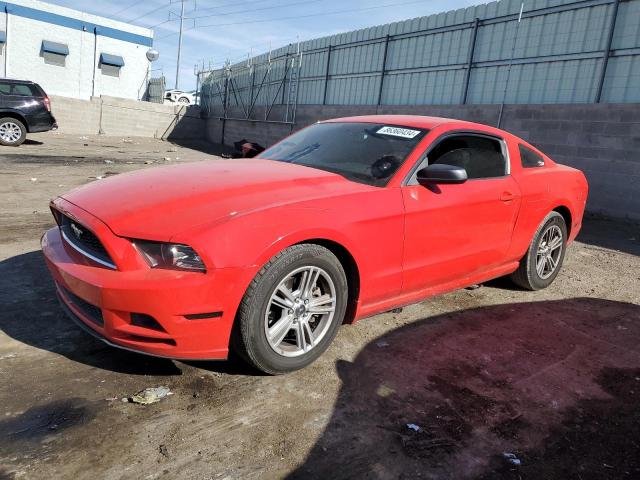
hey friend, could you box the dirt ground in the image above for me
[0,132,639,480]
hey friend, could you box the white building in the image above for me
[0,0,156,100]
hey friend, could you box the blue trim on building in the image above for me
[0,30,5,43]
[42,40,69,55]
[0,1,153,47]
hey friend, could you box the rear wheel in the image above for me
[0,117,26,146]
[178,97,190,104]
[511,211,567,290]
[233,244,348,375]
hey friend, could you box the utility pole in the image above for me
[175,0,185,89]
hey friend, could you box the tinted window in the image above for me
[43,51,66,67]
[519,144,545,168]
[101,64,120,77]
[429,135,506,179]
[0,82,40,96]
[259,122,427,186]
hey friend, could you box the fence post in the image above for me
[462,18,479,104]
[322,45,332,105]
[281,45,292,105]
[377,35,390,105]
[595,0,620,103]
[249,66,255,119]
[221,73,229,145]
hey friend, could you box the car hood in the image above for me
[60,158,369,241]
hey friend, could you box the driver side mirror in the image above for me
[416,164,467,185]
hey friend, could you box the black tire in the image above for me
[233,244,348,375]
[178,97,190,104]
[0,117,27,146]
[510,211,567,290]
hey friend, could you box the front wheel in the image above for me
[0,117,26,146]
[233,244,348,375]
[510,211,567,290]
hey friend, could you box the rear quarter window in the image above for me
[0,82,41,96]
[519,144,545,168]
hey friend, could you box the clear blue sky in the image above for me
[46,0,480,91]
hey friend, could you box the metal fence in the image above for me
[200,0,640,119]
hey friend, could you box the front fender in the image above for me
[186,188,405,310]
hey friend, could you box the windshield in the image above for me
[258,122,427,186]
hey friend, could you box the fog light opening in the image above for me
[130,313,166,332]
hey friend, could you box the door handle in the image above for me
[500,191,515,202]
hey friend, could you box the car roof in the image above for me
[321,114,493,131]
[0,78,36,85]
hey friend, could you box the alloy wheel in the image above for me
[264,266,337,357]
[0,121,22,144]
[535,224,563,279]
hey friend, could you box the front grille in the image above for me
[60,286,104,327]
[57,212,116,269]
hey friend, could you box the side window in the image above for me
[101,64,120,78]
[41,41,69,68]
[519,144,545,168]
[43,51,66,67]
[99,54,125,78]
[0,83,38,96]
[429,135,507,179]
[12,85,35,96]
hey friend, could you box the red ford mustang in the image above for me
[42,115,588,374]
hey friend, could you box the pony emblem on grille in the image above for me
[70,223,83,239]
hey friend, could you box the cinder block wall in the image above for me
[205,104,640,222]
[50,95,204,139]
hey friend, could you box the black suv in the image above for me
[0,79,57,146]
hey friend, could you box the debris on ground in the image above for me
[232,139,265,158]
[159,444,169,457]
[145,160,154,164]
[29,178,37,182]
[376,384,394,397]
[122,138,133,143]
[503,452,522,466]
[406,423,421,432]
[104,159,114,164]
[163,157,171,161]
[465,284,482,290]
[79,136,88,140]
[376,341,390,348]
[0,353,17,360]
[125,386,172,405]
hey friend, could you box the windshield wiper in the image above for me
[281,143,321,162]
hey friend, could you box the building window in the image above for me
[99,53,125,78]
[41,40,69,67]
[0,30,6,55]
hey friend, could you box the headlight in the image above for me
[133,240,206,272]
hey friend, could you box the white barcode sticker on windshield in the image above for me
[376,126,421,139]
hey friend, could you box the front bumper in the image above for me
[41,225,246,360]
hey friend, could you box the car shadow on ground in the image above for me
[0,251,254,376]
[576,215,640,257]
[289,297,640,480]
[166,138,236,157]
